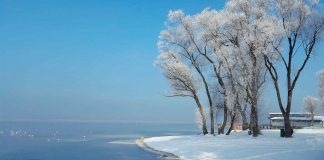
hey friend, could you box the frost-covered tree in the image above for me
[159,10,216,134]
[263,0,324,137]
[179,8,248,135]
[156,0,323,138]
[158,1,277,136]
[304,96,319,125]
[156,51,208,134]
[194,9,233,134]
[319,69,324,107]
[218,0,282,136]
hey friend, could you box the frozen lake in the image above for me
[0,121,198,160]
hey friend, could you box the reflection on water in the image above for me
[0,121,198,160]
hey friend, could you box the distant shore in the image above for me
[136,137,180,160]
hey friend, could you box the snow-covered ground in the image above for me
[143,129,324,160]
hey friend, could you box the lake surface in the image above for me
[0,121,198,160]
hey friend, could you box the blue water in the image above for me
[0,121,198,160]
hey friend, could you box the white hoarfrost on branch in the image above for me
[218,0,284,136]
[156,38,209,135]
[156,51,199,98]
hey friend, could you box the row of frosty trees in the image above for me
[156,0,324,137]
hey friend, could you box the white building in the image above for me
[269,113,324,129]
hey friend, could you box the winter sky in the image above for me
[0,0,323,123]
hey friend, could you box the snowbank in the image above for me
[143,129,324,160]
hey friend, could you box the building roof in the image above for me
[270,116,324,121]
[269,112,312,115]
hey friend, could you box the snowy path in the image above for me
[143,129,324,160]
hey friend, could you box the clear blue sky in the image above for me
[0,0,323,123]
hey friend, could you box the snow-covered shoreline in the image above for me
[136,137,180,160]
[142,129,324,160]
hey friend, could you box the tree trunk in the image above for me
[199,108,208,135]
[250,104,259,137]
[194,95,208,135]
[210,108,215,135]
[284,92,293,137]
[226,112,236,135]
[283,113,293,137]
[194,66,214,135]
[219,103,227,134]
[242,115,249,131]
[238,104,249,130]
[248,54,259,137]
[242,104,249,130]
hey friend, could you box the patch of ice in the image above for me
[197,152,217,160]
[90,134,142,139]
[144,136,183,143]
[108,140,136,145]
